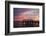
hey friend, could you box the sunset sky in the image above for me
[14,8,39,21]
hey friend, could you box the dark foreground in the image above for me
[14,20,39,28]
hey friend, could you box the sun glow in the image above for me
[15,16,39,21]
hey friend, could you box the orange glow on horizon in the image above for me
[15,16,39,21]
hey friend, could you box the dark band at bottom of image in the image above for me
[14,20,39,28]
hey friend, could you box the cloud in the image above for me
[15,9,39,21]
